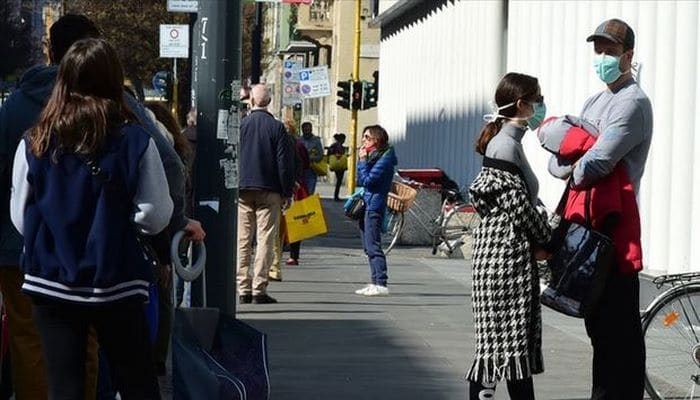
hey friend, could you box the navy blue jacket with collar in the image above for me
[357,147,398,212]
[239,109,295,197]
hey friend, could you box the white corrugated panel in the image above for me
[379,0,699,274]
[378,1,504,185]
[507,1,699,274]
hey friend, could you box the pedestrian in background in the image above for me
[354,125,397,297]
[467,72,551,400]
[237,84,294,304]
[300,121,323,194]
[11,38,169,399]
[0,14,101,399]
[573,19,652,399]
[327,133,348,201]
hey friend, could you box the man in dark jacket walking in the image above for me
[237,84,294,304]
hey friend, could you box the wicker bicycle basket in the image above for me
[387,181,418,212]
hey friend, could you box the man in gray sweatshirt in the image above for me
[574,19,653,399]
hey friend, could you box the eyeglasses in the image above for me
[362,134,374,140]
[531,95,544,103]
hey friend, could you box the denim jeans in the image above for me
[359,211,388,286]
[304,169,318,194]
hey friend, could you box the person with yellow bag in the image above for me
[327,133,348,201]
[300,122,325,194]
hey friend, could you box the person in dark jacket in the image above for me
[327,133,348,201]
[11,38,169,400]
[354,125,397,297]
[237,84,294,304]
[0,14,103,398]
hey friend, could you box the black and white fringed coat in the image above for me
[466,158,552,384]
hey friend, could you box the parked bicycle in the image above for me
[382,175,479,255]
[642,271,700,399]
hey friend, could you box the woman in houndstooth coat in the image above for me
[466,73,552,400]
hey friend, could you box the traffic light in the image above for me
[361,80,377,110]
[352,80,363,110]
[336,80,352,109]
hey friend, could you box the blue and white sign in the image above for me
[283,60,302,83]
[297,66,331,99]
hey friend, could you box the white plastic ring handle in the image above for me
[170,230,206,282]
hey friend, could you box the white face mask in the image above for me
[483,100,545,130]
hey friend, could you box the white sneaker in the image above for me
[355,284,375,295]
[363,285,389,296]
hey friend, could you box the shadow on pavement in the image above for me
[245,319,463,400]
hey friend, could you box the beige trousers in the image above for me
[237,190,282,295]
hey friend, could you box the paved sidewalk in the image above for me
[239,183,660,400]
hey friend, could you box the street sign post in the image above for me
[159,24,190,58]
[298,65,331,99]
[191,0,241,316]
[167,0,198,13]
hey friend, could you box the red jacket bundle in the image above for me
[539,116,643,274]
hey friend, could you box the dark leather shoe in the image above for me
[252,294,278,304]
[239,294,252,304]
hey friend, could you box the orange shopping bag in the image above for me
[283,194,328,243]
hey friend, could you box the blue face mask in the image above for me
[593,53,623,83]
[527,102,547,130]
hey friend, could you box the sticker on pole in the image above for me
[297,66,331,99]
[160,24,189,58]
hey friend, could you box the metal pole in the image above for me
[192,0,241,316]
[347,0,362,194]
[172,58,179,121]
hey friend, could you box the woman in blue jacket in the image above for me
[10,38,170,399]
[354,125,397,297]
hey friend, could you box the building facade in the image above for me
[376,0,700,275]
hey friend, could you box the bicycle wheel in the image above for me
[436,208,479,255]
[381,209,404,255]
[643,284,700,399]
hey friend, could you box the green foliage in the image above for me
[65,0,188,98]
[0,2,32,80]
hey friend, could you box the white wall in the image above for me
[379,0,505,186]
[379,0,700,274]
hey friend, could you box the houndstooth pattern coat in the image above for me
[466,162,551,383]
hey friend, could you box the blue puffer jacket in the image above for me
[357,147,398,212]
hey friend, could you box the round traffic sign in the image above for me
[170,29,179,39]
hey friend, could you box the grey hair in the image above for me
[251,84,271,108]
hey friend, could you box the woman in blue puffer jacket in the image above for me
[354,125,397,297]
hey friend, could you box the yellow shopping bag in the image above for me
[310,156,328,176]
[328,154,348,171]
[284,194,328,243]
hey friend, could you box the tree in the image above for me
[0,0,32,83]
[65,0,187,100]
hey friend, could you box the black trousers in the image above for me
[289,241,301,260]
[584,269,645,400]
[33,300,160,400]
[469,377,535,400]
[334,170,345,200]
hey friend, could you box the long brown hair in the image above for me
[145,101,193,165]
[28,38,135,159]
[475,72,539,155]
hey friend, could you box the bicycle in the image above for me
[642,271,700,399]
[382,175,479,256]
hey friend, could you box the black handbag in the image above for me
[540,185,614,318]
[343,192,366,220]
